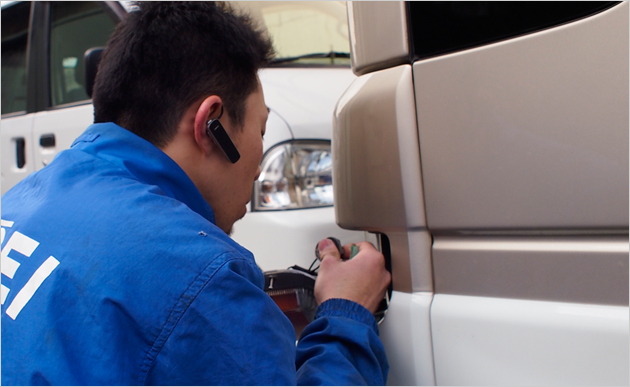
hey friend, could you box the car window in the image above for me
[49,2,117,107]
[233,1,350,66]
[409,1,619,60]
[1,2,31,115]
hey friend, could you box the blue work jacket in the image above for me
[1,123,388,385]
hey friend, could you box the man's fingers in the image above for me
[314,239,391,313]
[317,238,341,261]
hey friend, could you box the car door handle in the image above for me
[40,134,56,148]
[16,138,26,168]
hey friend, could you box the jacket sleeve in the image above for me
[144,256,388,385]
[296,299,389,386]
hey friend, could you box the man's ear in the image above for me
[194,95,223,155]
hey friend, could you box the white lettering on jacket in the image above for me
[1,219,60,320]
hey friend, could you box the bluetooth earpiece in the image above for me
[206,106,240,164]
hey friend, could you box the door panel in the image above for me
[431,294,629,385]
[379,291,435,386]
[1,1,33,194]
[31,2,118,171]
[342,1,629,385]
[1,115,34,195]
[414,2,628,230]
[32,105,94,169]
[431,235,629,384]
[433,235,629,306]
[333,65,429,294]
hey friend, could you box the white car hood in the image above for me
[259,67,356,141]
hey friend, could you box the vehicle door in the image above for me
[31,2,121,171]
[1,2,121,195]
[2,1,34,194]
[335,2,628,385]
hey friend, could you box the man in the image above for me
[1,2,391,385]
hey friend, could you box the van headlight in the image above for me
[253,140,334,211]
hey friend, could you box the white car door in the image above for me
[1,115,34,195]
[1,1,34,195]
[31,2,119,172]
[2,2,120,195]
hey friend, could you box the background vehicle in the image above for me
[334,2,628,385]
[1,1,363,270]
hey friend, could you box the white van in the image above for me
[1,1,363,271]
[334,2,628,385]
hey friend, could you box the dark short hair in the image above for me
[92,2,274,147]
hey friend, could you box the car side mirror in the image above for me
[84,47,104,98]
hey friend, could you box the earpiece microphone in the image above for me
[206,106,240,164]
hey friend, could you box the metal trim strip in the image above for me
[433,235,629,306]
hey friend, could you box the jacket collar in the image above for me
[71,123,216,224]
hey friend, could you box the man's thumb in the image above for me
[317,238,341,261]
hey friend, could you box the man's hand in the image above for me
[314,239,391,314]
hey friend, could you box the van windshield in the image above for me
[233,1,351,66]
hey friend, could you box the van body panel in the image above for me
[431,295,629,385]
[413,2,628,230]
[339,1,629,384]
[379,291,435,386]
[347,1,408,76]
[433,235,629,306]
[333,65,426,233]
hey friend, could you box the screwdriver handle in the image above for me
[349,244,359,259]
[316,237,355,260]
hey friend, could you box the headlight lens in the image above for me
[253,141,334,211]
